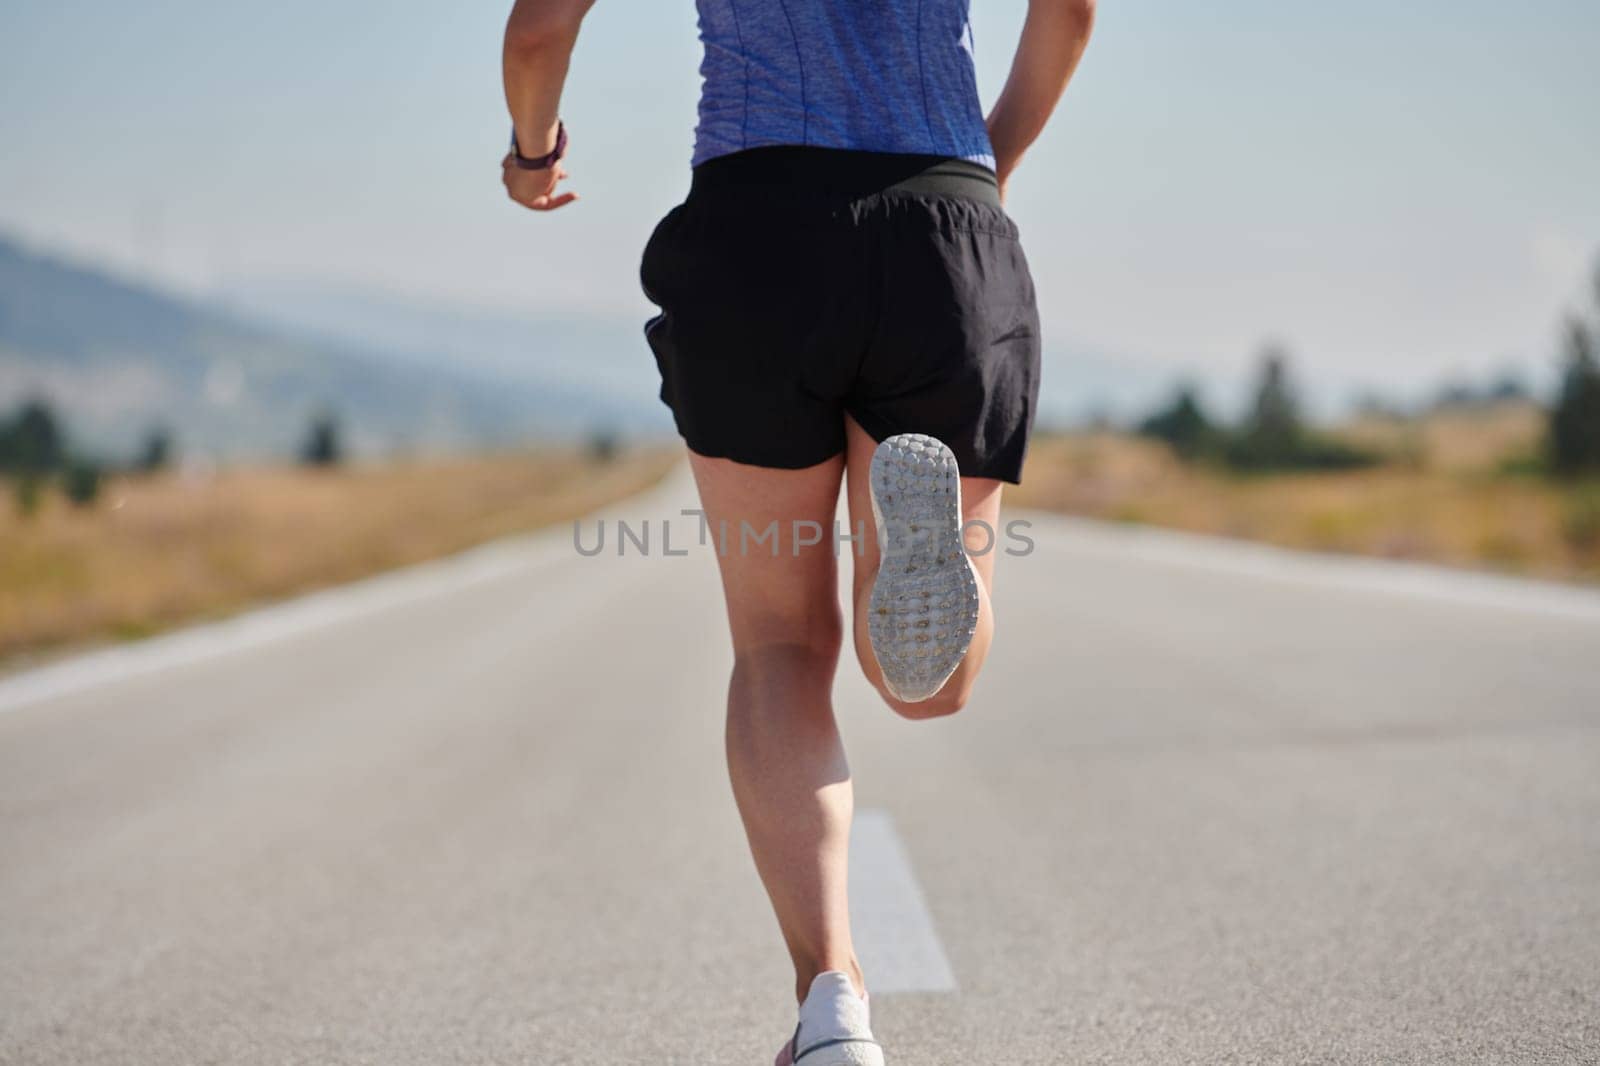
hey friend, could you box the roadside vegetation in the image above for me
[1015,256,1600,583]
[0,439,674,666]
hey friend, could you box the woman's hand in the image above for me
[501,154,579,212]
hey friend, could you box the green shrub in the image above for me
[300,411,343,467]
[1548,317,1600,475]
[587,428,621,464]
[62,459,103,507]
[1137,385,1217,460]
[1497,452,1547,478]
[13,474,42,518]
[137,426,175,473]
[0,399,66,475]
[1220,432,1376,473]
[1564,485,1600,553]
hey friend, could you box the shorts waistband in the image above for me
[690,146,1001,208]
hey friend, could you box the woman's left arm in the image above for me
[501,0,596,212]
[986,0,1097,200]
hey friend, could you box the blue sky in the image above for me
[3,0,1598,413]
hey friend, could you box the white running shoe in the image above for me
[773,971,883,1066]
[866,433,981,703]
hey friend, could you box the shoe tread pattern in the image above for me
[867,433,980,703]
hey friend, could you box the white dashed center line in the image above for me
[849,808,958,993]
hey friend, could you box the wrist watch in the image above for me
[510,121,568,171]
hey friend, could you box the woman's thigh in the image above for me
[687,450,848,655]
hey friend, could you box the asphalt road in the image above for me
[3,465,1598,1065]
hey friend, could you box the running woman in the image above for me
[502,2,1094,1061]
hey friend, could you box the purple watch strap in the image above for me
[510,121,567,171]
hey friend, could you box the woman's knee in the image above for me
[731,609,845,686]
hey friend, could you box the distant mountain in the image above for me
[221,279,1215,430]
[0,236,667,462]
[218,278,661,406]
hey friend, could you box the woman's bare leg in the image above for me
[687,450,866,1003]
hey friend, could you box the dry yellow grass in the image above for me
[0,448,677,664]
[1013,432,1600,583]
[1336,400,1546,473]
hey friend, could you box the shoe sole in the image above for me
[866,434,981,703]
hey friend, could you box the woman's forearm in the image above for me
[986,0,1096,187]
[502,0,593,156]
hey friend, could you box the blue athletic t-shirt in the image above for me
[692,0,996,169]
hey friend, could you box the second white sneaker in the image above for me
[774,971,883,1066]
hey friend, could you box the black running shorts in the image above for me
[640,146,1041,484]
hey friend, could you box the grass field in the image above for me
[1013,405,1600,584]
[0,448,676,666]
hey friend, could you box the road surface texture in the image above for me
[3,465,1598,1065]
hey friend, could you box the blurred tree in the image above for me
[1565,485,1600,554]
[1487,373,1530,403]
[1225,345,1304,470]
[1137,385,1215,460]
[1547,316,1600,475]
[62,459,102,507]
[1249,345,1302,443]
[587,427,621,463]
[137,425,175,473]
[300,411,343,468]
[0,399,66,474]
[1222,346,1374,472]
[1432,380,1482,410]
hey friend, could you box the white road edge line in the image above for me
[849,809,958,994]
[0,537,562,716]
[0,464,705,717]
